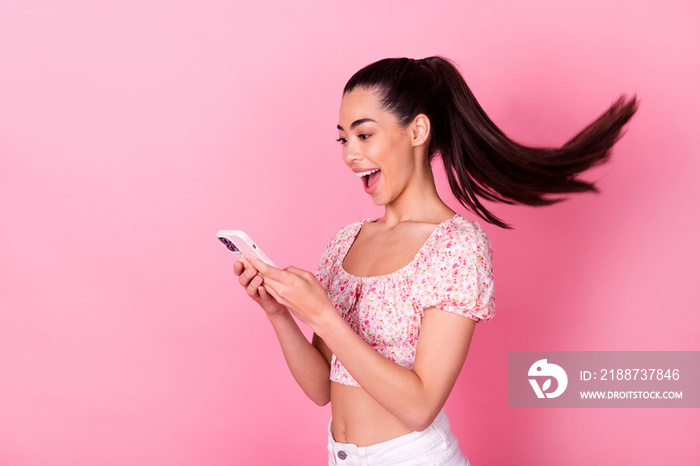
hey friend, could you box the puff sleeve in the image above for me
[314,229,343,291]
[416,219,495,322]
[314,237,335,291]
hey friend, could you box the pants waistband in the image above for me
[328,409,467,465]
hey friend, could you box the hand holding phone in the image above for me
[220,230,285,317]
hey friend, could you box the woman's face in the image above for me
[337,88,425,206]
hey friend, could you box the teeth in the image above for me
[356,169,379,178]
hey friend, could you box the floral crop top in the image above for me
[314,214,495,388]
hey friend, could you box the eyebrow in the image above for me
[337,118,376,132]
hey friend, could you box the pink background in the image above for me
[1,1,698,465]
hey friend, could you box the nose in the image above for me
[342,140,362,166]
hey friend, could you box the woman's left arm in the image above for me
[246,255,476,432]
[319,305,475,432]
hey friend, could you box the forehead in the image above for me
[338,88,396,128]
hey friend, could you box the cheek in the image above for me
[386,142,415,171]
[363,141,386,164]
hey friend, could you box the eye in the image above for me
[358,134,370,141]
[336,137,347,145]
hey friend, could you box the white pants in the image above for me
[328,410,471,466]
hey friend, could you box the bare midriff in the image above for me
[330,381,413,447]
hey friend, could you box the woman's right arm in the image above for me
[234,260,332,406]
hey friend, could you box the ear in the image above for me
[410,114,431,147]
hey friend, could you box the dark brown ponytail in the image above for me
[343,56,638,228]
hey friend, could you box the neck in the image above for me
[381,164,455,227]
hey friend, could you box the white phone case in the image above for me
[216,230,276,267]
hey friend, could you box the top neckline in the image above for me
[339,213,461,279]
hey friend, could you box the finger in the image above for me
[239,257,252,269]
[246,274,264,297]
[262,282,282,303]
[258,285,271,300]
[246,255,281,280]
[233,260,244,276]
[238,264,258,286]
[238,257,256,273]
[238,271,252,287]
[284,266,315,280]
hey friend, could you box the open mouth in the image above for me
[356,169,381,189]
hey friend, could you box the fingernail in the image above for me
[253,276,262,284]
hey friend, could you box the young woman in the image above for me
[234,57,636,465]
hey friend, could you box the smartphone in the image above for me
[216,230,276,267]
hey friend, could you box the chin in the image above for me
[369,193,391,207]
